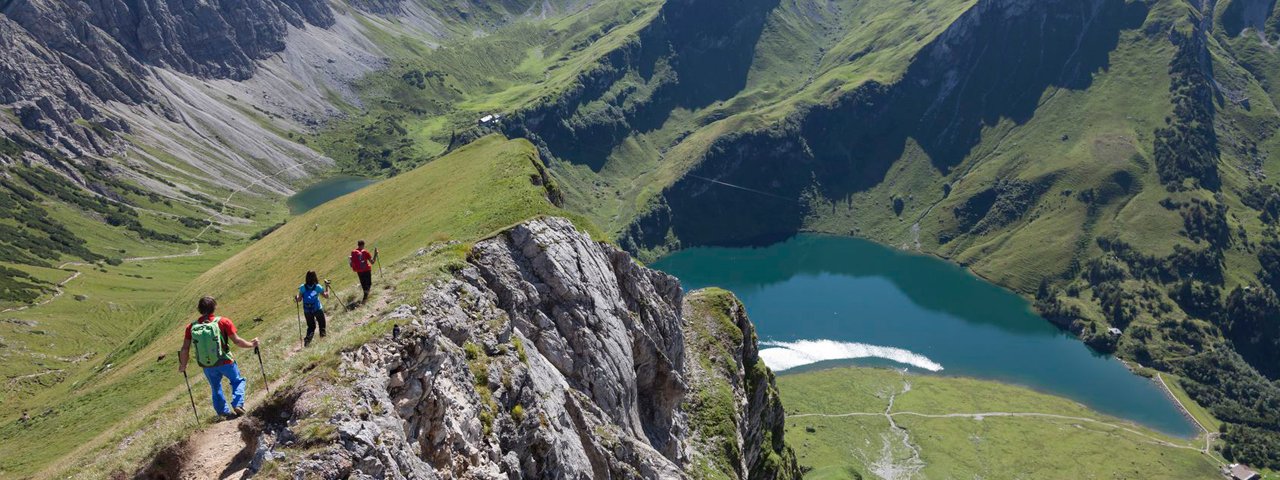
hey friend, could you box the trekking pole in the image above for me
[181,366,199,424]
[375,247,383,282]
[254,346,271,395]
[325,279,343,313]
[294,301,303,344]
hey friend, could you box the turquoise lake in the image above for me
[651,234,1198,438]
[287,176,377,215]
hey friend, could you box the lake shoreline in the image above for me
[287,175,378,215]
[654,233,1199,438]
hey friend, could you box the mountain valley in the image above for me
[3,0,1280,477]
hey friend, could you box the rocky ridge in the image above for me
[198,217,799,479]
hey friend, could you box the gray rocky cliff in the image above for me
[681,289,797,480]
[3,0,335,86]
[0,0,586,197]
[0,0,334,156]
[249,217,800,479]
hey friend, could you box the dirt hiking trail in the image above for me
[173,288,395,479]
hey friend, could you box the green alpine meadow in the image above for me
[1,0,1279,477]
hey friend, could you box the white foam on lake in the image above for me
[759,339,944,372]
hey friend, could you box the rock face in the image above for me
[681,288,796,480]
[0,0,336,156]
[5,0,334,82]
[268,217,800,479]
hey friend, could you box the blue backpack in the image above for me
[299,284,324,312]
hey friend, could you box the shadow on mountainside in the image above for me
[633,0,1150,249]
[521,0,780,171]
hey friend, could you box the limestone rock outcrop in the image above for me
[260,217,800,479]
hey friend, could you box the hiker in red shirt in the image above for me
[350,240,377,306]
[178,296,259,419]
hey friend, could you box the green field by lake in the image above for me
[779,367,1220,479]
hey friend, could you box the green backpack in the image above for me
[190,317,232,368]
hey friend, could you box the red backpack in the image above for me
[350,249,370,272]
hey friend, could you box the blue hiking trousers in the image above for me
[202,361,246,415]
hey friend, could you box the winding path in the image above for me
[3,154,325,316]
[0,246,203,314]
[0,269,82,314]
[791,409,1212,454]
[872,381,926,480]
[189,156,327,243]
[1155,372,1220,454]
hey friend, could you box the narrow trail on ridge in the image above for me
[175,289,397,480]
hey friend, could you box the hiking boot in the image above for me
[233,406,246,417]
[304,337,312,347]
[319,330,327,338]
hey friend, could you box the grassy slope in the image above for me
[0,136,576,478]
[0,250,235,407]
[943,0,1266,292]
[682,288,800,480]
[311,0,664,175]
[779,367,1221,480]
[0,171,289,412]
[800,0,1181,290]
[1162,371,1224,433]
[312,0,976,238]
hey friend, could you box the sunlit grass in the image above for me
[780,367,1221,479]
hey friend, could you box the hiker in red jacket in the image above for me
[179,296,259,419]
[350,240,377,306]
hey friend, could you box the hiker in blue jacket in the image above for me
[294,271,330,346]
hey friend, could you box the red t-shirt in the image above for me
[351,249,373,273]
[185,315,236,366]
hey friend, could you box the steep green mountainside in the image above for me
[506,0,981,235]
